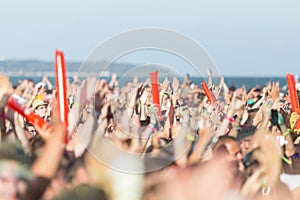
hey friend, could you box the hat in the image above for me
[0,142,34,166]
[32,99,47,110]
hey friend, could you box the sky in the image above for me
[0,0,300,76]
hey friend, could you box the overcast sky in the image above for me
[0,0,299,76]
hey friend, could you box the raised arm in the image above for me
[31,108,66,179]
[0,75,12,141]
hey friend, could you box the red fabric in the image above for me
[150,70,162,121]
[201,81,216,104]
[286,73,300,129]
[55,50,69,143]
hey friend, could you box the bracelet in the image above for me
[186,133,195,142]
[147,125,158,132]
[283,129,290,137]
[225,116,234,123]
[282,156,292,165]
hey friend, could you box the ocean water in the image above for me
[9,76,288,91]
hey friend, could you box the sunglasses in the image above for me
[37,106,46,110]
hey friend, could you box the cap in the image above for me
[32,99,47,110]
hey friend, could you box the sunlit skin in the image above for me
[224,140,244,172]
[240,136,253,156]
[24,125,37,141]
[34,105,47,118]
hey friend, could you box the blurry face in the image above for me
[16,89,23,97]
[28,81,34,88]
[225,141,243,171]
[187,94,193,103]
[25,126,37,140]
[240,136,252,156]
[34,105,47,118]
[244,150,260,177]
[0,161,31,200]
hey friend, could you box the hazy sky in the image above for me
[0,0,300,76]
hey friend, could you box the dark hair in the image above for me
[237,125,256,141]
[0,142,34,166]
[27,79,34,83]
[229,85,236,92]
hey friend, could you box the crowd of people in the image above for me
[0,72,300,200]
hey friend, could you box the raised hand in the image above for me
[270,82,280,101]
[172,77,180,94]
[211,85,221,100]
[0,74,12,108]
[161,77,169,92]
[34,108,65,143]
[31,108,66,178]
[229,87,247,113]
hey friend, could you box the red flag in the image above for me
[286,73,300,129]
[55,50,68,143]
[201,81,216,104]
[150,70,162,121]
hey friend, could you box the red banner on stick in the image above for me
[55,50,68,143]
[7,96,49,129]
[150,70,162,121]
[201,81,216,105]
[286,73,300,129]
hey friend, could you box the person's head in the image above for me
[244,108,259,124]
[15,86,24,97]
[214,136,242,159]
[27,79,34,88]
[0,160,32,200]
[24,121,37,141]
[237,125,256,156]
[243,148,260,178]
[32,99,47,118]
[0,143,33,200]
[213,135,243,171]
[185,73,190,80]
[229,85,236,93]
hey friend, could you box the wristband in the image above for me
[283,130,290,137]
[282,156,292,165]
[147,125,158,132]
[186,133,195,141]
[225,116,234,123]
